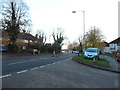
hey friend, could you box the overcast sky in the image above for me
[25,0,119,48]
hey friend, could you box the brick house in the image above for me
[0,30,38,47]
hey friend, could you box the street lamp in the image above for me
[72,10,86,51]
[72,10,85,37]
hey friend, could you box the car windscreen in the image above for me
[86,49,97,52]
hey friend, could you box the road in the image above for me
[2,53,75,75]
[2,58,119,88]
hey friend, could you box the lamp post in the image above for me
[72,10,86,51]
[72,10,85,37]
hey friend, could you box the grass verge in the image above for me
[72,54,109,67]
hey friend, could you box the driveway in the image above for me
[2,59,119,88]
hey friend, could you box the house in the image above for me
[0,30,38,49]
[109,37,120,52]
[103,41,111,53]
[17,32,38,45]
[103,37,120,53]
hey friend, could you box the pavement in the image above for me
[2,59,119,88]
[100,55,119,71]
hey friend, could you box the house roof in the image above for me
[109,37,120,44]
[103,41,109,47]
[17,33,38,41]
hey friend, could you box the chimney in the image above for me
[35,34,38,39]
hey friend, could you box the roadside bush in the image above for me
[8,44,21,53]
[52,42,61,53]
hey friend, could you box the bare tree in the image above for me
[1,0,31,45]
[52,28,66,53]
[52,28,66,44]
[37,30,47,45]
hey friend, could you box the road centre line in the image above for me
[17,70,28,74]
[0,74,11,79]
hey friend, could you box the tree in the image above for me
[83,26,105,50]
[78,36,83,53]
[67,42,79,51]
[1,0,31,50]
[52,28,66,53]
[37,30,47,45]
[52,28,66,44]
[35,30,47,52]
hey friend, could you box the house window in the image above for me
[29,40,32,42]
[24,40,28,43]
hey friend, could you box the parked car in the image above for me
[84,48,100,59]
[116,52,120,62]
[0,44,7,52]
[72,50,79,54]
[32,49,40,54]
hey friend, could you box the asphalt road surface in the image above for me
[2,58,119,88]
[2,53,75,75]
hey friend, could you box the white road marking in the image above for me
[39,58,48,59]
[0,74,11,79]
[46,64,51,66]
[17,70,28,74]
[52,62,56,64]
[31,67,39,70]
[40,65,46,68]
[57,61,61,63]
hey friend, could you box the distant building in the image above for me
[109,37,120,52]
[103,37,120,53]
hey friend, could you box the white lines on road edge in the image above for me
[57,61,61,63]
[0,74,11,79]
[52,62,56,64]
[39,58,48,59]
[31,67,39,70]
[46,64,51,66]
[40,65,46,68]
[17,70,28,74]
[64,57,72,62]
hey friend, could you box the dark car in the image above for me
[116,52,120,62]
